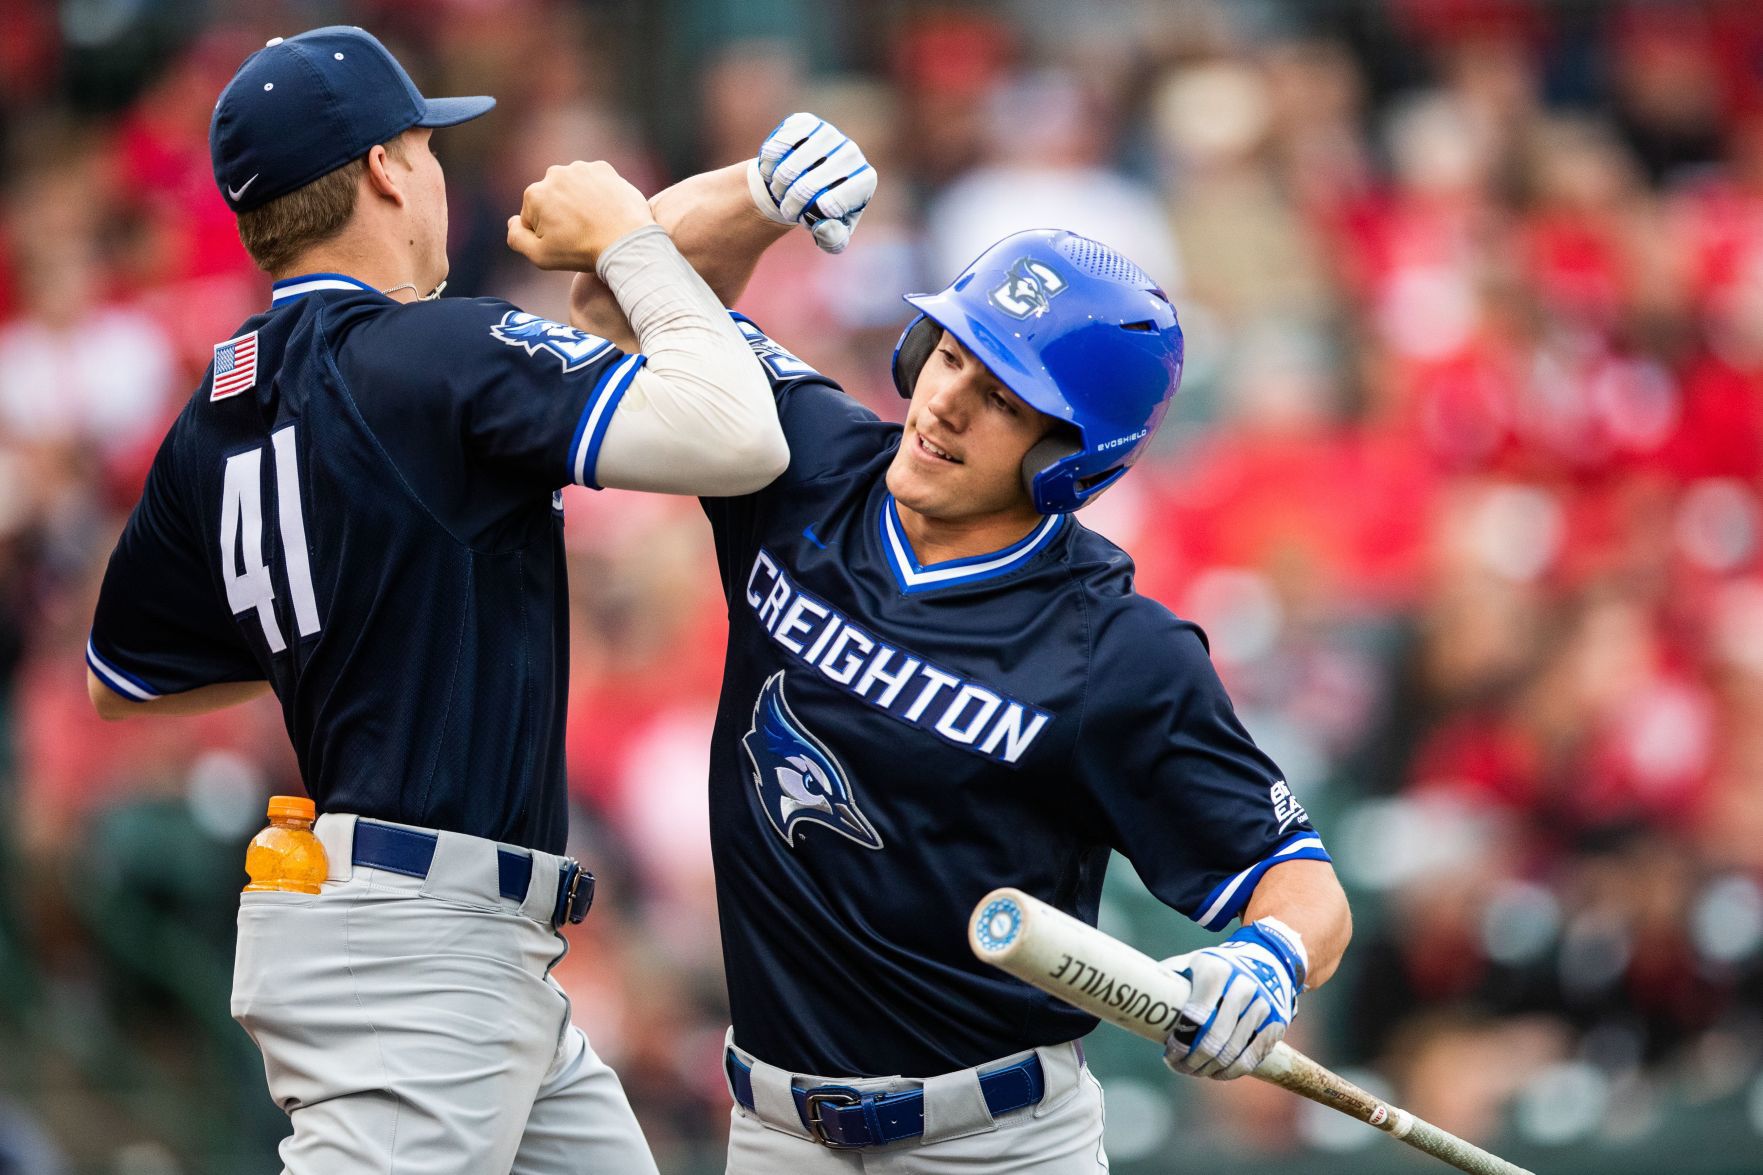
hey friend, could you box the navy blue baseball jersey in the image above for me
[702,316,1331,1078]
[89,273,647,853]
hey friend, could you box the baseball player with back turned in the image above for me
[573,114,1354,1173]
[81,27,870,1175]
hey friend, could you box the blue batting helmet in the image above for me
[891,228,1184,514]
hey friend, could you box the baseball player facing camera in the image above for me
[569,115,1353,1172]
[83,27,871,1175]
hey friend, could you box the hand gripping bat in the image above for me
[970,888,1535,1175]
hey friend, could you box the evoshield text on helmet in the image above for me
[890,228,1185,514]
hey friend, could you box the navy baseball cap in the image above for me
[210,26,495,213]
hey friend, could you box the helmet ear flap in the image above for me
[891,315,941,399]
[1021,432,1081,503]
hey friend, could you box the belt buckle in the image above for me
[802,1088,864,1148]
[553,858,595,928]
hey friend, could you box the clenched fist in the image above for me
[507,161,656,272]
[1160,917,1307,1081]
[748,112,876,254]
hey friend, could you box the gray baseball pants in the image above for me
[230,814,658,1175]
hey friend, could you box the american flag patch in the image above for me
[211,331,259,401]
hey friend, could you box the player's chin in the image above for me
[885,454,941,507]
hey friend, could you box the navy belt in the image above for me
[726,1049,1044,1149]
[350,821,594,930]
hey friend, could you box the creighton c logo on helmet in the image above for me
[988,258,1069,320]
[743,672,882,851]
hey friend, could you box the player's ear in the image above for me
[364,143,406,207]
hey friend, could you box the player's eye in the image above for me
[990,391,1016,415]
[938,346,959,368]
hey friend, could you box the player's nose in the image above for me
[923,377,974,432]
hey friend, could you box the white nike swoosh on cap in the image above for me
[227,174,260,201]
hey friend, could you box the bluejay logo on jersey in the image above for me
[988,258,1069,320]
[743,671,883,851]
[490,311,616,372]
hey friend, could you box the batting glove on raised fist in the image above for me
[749,112,875,254]
[1160,917,1307,1081]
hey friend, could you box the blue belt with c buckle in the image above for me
[725,1049,1045,1148]
[350,821,594,930]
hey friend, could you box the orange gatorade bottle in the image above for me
[243,796,328,895]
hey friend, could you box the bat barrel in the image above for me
[970,887,1192,1044]
[970,888,1535,1175]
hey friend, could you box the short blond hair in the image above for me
[235,135,409,275]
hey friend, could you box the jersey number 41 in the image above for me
[221,425,321,653]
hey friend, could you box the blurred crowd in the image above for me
[3,0,1763,1171]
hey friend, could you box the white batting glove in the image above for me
[1160,917,1307,1081]
[748,112,876,254]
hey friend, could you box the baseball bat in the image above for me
[969,888,1535,1175]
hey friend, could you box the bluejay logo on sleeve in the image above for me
[734,318,820,380]
[491,311,616,372]
[988,258,1069,320]
[743,671,882,850]
[1271,780,1308,834]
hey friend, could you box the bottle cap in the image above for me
[267,795,317,822]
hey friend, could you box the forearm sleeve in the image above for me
[588,224,789,495]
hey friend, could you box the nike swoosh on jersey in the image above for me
[228,174,260,201]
